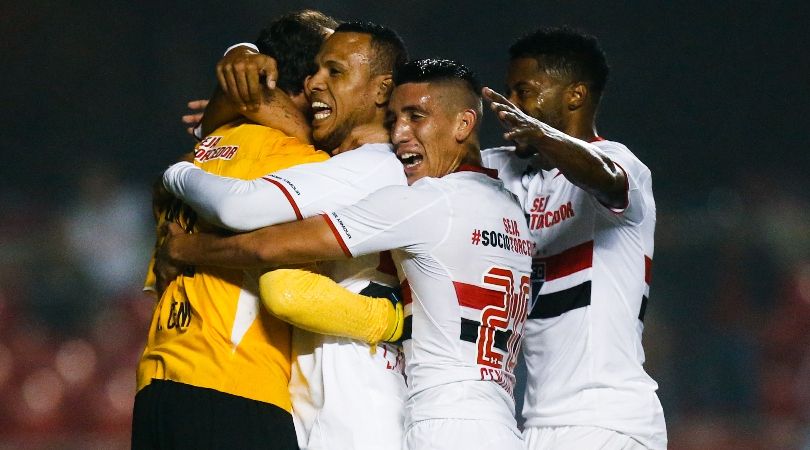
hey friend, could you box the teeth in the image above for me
[397,152,422,169]
[311,101,331,120]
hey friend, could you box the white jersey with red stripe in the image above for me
[482,140,666,450]
[163,143,408,450]
[322,166,533,433]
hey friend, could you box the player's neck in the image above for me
[563,118,598,142]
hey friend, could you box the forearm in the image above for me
[534,130,626,208]
[200,87,241,137]
[166,215,346,269]
[163,162,297,232]
[259,269,402,344]
[242,92,312,144]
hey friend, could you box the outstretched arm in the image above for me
[483,87,627,209]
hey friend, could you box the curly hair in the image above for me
[510,27,609,101]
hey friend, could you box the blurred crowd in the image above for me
[0,158,807,449]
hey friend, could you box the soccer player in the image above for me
[132,11,335,450]
[160,58,531,450]
[162,22,411,450]
[481,28,667,449]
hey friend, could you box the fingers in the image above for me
[234,68,253,110]
[258,57,278,90]
[504,126,532,141]
[216,54,279,111]
[246,67,261,110]
[482,86,511,106]
[181,113,204,125]
[187,99,209,110]
[166,221,184,236]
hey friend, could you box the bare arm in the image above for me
[160,216,346,270]
[200,87,241,136]
[483,87,627,209]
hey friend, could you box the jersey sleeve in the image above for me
[163,145,406,232]
[321,182,449,258]
[593,141,651,225]
[162,162,298,232]
[481,146,515,172]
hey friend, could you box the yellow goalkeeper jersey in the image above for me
[138,121,329,411]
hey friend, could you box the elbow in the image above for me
[212,198,255,232]
[259,270,301,321]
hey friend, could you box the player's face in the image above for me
[506,57,568,130]
[389,82,466,185]
[306,32,379,152]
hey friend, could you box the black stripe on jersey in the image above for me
[401,315,413,341]
[359,282,401,305]
[460,318,511,352]
[529,281,591,319]
[638,295,649,322]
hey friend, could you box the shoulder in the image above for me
[328,144,405,185]
[481,146,517,169]
[593,139,651,176]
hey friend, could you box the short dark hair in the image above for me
[255,10,339,95]
[334,21,408,75]
[394,58,483,118]
[510,27,609,101]
[394,58,481,93]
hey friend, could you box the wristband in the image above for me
[224,42,258,56]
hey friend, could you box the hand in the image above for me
[216,46,278,112]
[155,222,187,294]
[182,99,209,137]
[482,87,549,154]
[333,124,390,154]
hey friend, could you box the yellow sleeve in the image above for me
[259,269,403,344]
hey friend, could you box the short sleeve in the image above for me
[593,140,651,225]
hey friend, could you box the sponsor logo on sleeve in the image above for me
[330,211,352,240]
[265,174,301,196]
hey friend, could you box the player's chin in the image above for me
[404,169,425,186]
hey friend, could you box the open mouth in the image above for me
[311,101,332,121]
[398,152,423,169]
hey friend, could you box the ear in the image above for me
[374,75,394,107]
[566,82,588,110]
[454,109,477,142]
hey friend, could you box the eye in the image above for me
[410,112,425,122]
[329,67,341,76]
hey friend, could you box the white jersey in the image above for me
[482,140,667,450]
[322,166,533,432]
[164,143,408,450]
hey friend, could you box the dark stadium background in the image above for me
[2,1,809,448]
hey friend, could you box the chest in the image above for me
[520,172,598,256]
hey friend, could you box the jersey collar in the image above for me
[454,164,499,180]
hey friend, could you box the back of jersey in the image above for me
[139,122,328,410]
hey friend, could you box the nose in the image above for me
[390,118,411,145]
[305,70,325,96]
